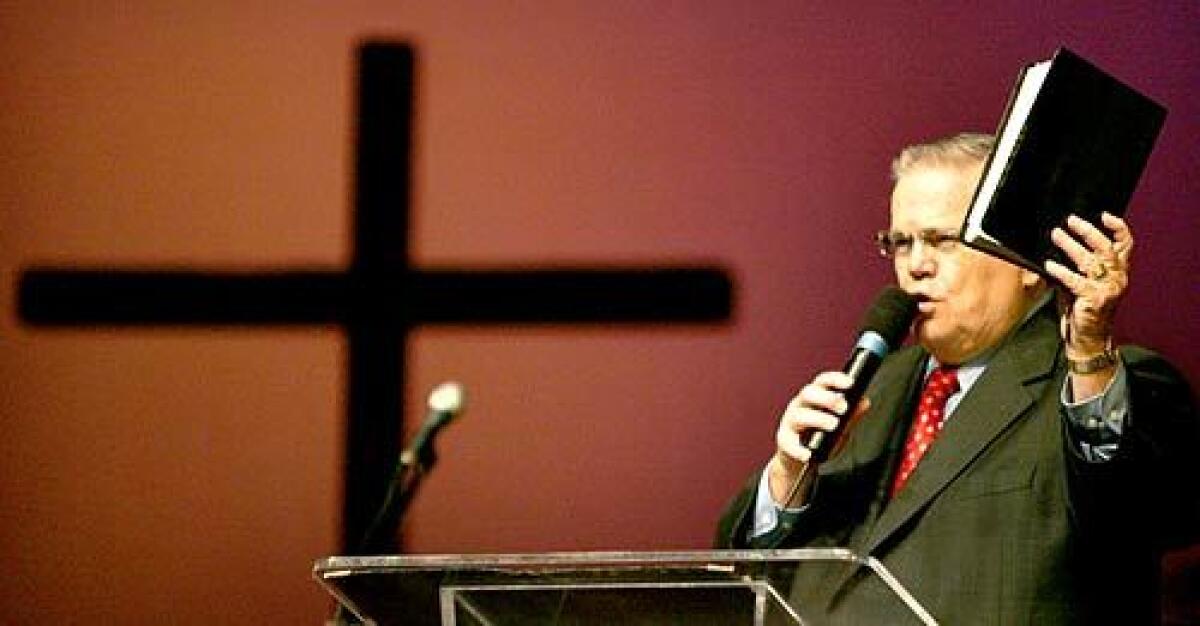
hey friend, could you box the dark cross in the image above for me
[17,41,733,554]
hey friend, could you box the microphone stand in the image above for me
[359,445,437,555]
[327,444,440,625]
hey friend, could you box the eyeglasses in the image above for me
[874,228,961,258]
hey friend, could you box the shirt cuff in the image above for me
[750,465,807,539]
[1060,360,1128,463]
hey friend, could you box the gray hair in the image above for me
[890,132,995,181]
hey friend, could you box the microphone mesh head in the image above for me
[860,286,918,350]
[428,381,466,413]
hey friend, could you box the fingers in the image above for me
[1049,223,1095,275]
[1101,212,1134,262]
[1044,258,1086,292]
[799,371,855,416]
[1065,215,1115,257]
[1044,212,1134,288]
[775,371,854,465]
[1045,212,1132,350]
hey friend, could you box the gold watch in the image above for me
[1066,348,1118,375]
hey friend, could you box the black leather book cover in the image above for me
[962,48,1167,275]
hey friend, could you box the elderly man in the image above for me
[717,133,1199,624]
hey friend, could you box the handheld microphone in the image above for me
[400,381,467,469]
[803,286,918,464]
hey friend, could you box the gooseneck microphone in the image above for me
[356,381,467,554]
[333,382,468,623]
[401,381,467,469]
[783,286,917,506]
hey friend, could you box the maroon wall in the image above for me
[2,3,1197,623]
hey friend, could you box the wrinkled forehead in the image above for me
[888,162,984,230]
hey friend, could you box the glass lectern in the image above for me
[314,548,936,625]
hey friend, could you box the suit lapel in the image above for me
[861,306,1062,555]
[824,347,927,476]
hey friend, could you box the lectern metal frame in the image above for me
[314,548,937,625]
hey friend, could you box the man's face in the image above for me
[889,163,1038,364]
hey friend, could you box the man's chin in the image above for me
[913,318,932,341]
[914,322,949,354]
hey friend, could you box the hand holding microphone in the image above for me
[769,371,864,503]
[770,287,917,508]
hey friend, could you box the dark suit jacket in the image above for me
[717,305,1199,625]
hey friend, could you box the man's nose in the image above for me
[904,241,937,277]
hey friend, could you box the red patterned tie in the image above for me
[891,366,959,496]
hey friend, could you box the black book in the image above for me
[960,47,1167,274]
